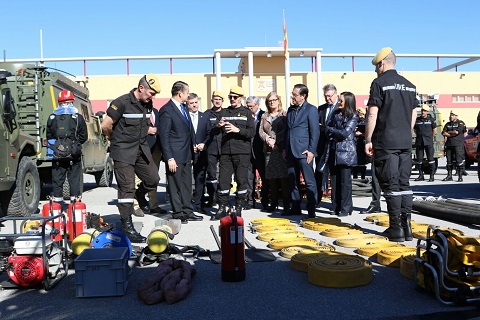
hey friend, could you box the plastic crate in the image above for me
[75,247,129,297]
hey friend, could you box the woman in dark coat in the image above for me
[324,92,358,216]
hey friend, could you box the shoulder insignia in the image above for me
[72,114,78,119]
[111,104,118,111]
[49,115,55,120]
[238,113,241,117]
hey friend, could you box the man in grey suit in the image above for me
[159,81,203,223]
[283,84,320,218]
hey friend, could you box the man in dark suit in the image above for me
[187,93,211,214]
[245,96,269,210]
[315,84,340,207]
[283,84,320,218]
[159,81,202,223]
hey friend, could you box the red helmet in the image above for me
[58,90,75,103]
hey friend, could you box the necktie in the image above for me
[180,104,189,125]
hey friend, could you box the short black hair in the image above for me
[294,84,308,99]
[171,81,189,96]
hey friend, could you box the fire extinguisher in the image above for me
[219,208,245,282]
[41,195,63,242]
[67,197,87,242]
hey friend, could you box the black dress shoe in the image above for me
[283,208,301,216]
[243,203,254,210]
[172,214,189,224]
[150,207,168,215]
[307,212,316,218]
[192,205,207,214]
[359,205,381,214]
[187,212,204,221]
[266,204,278,213]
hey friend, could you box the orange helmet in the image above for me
[58,90,75,103]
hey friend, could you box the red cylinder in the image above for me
[219,212,245,282]
[41,200,63,242]
[67,200,87,242]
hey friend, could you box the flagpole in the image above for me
[283,10,290,104]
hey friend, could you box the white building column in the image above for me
[285,52,290,101]
[316,50,322,105]
[248,51,254,97]
[215,51,221,91]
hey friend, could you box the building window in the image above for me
[453,94,480,103]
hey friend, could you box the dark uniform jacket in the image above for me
[317,102,339,159]
[46,113,88,144]
[367,69,417,150]
[212,105,255,155]
[252,109,265,160]
[442,119,466,147]
[107,89,153,165]
[205,108,223,155]
[414,114,437,146]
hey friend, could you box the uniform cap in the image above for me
[229,85,244,97]
[144,74,161,93]
[212,90,225,100]
[421,105,430,111]
[372,47,392,65]
[450,110,458,116]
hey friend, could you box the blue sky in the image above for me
[3,0,480,76]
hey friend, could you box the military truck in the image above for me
[0,63,113,217]
[412,93,445,173]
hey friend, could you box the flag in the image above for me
[283,12,288,61]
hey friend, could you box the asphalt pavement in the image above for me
[1,158,480,320]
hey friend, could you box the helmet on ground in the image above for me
[58,90,75,103]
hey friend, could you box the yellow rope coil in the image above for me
[301,217,342,225]
[364,214,389,222]
[302,221,354,232]
[400,254,416,280]
[254,224,297,233]
[280,244,336,259]
[291,251,343,272]
[307,254,373,288]
[356,243,403,258]
[321,227,363,238]
[377,247,416,267]
[257,230,305,242]
[250,218,291,225]
[377,220,390,227]
[335,234,390,248]
[268,237,318,250]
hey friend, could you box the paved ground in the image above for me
[1,158,480,320]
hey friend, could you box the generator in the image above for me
[0,214,68,290]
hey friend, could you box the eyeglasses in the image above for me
[228,95,241,100]
[267,98,279,103]
[324,93,336,99]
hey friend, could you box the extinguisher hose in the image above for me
[233,211,239,271]
[72,197,77,239]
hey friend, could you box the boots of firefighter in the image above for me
[119,203,146,243]
[400,213,413,241]
[414,165,424,181]
[442,165,453,181]
[205,183,217,207]
[428,163,435,182]
[212,204,228,221]
[235,195,247,217]
[457,166,463,182]
[383,214,405,242]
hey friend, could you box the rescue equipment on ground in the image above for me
[219,209,245,282]
[147,225,174,254]
[356,243,403,258]
[71,228,101,256]
[413,196,480,225]
[400,254,416,280]
[291,251,342,272]
[41,196,63,242]
[268,237,318,250]
[92,229,133,258]
[377,246,417,267]
[257,230,305,242]
[414,226,480,305]
[335,234,390,248]
[280,244,336,259]
[67,197,87,242]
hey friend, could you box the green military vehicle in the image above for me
[412,93,445,173]
[0,63,113,217]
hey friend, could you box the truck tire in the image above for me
[7,157,41,217]
[95,156,114,187]
[62,172,84,200]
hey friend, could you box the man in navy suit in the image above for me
[283,84,320,218]
[315,84,339,208]
[187,93,211,214]
[159,81,203,223]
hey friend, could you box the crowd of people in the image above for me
[61,46,468,244]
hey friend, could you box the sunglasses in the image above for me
[228,95,241,100]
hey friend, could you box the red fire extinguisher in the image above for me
[67,197,87,242]
[41,195,63,242]
[219,208,245,282]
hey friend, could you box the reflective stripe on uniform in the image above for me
[223,116,247,121]
[206,179,218,184]
[123,113,149,118]
[383,190,413,197]
[118,198,135,203]
[54,197,64,202]
[218,189,230,194]
[237,189,248,195]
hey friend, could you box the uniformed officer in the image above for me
[413,104,437,182]
[365,47,417,243]
[211,85,255,220]
[442,110,467,182]
[101,74,161,243]
[204,90,225,207]
[47,90,88,206]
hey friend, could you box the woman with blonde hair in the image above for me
[259,92,290,214]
